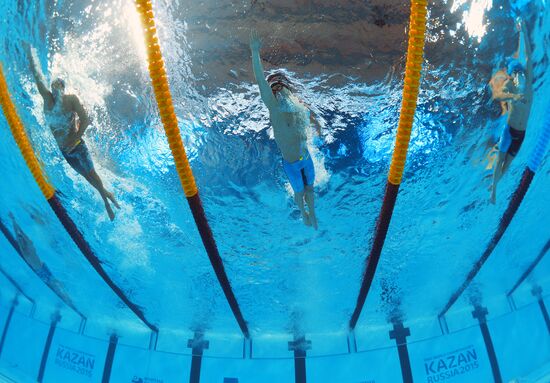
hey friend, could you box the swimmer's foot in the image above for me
[106,191,120,209]
[489,189,496,205]
[301,211,312,227]
[104,200,115,221]
[515,17,523,32]
[310,213,318,230]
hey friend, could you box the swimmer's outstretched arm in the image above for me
[249,30,277,108]
[513,20,523,60]
[521,21,533,87]
[25,45,53,106]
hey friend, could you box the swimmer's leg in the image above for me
[501,154,514,174]
[490,152,507,204]
[50,279,72,304]
[294,191,311,226]
[84,170,119,220]
[64,143,120,219]
[304,185,318,230]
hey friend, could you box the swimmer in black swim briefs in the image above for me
[491,19,533,204]
[499,124,526,157]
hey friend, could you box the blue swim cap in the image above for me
[507,58,524,75]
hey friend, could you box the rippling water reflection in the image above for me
[0,0,548,342]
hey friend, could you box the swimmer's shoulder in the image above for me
[63,94,79,107]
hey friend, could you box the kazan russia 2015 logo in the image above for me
[423,346,479,382]
[131,376,164,383]
[54,345,96,378]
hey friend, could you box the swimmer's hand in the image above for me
[513,94,524,101]
[250,29,262,52]
[24,43,38,67]
[62,114,84,151]
[22,41,31,57]
[515,17,522,32]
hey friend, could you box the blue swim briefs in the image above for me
[62,140,94,176]
[282,151,315,194]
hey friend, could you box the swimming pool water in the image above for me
[0,0,549,382]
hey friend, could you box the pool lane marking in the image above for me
[289,335,311,383]
[0,64,54,199]
[0,297,18,358]
[188,332,209,383]
[349,0,428,331]
[37,312,61,383]
[538,297,550,334]
[0,262,34,309]
[439,168,534,320]
[472,306,503,383]
[101,334,118,383]
[530,286,550,335]
[389,321,413,383]
[507,239,550,298]
[134,0,249,338]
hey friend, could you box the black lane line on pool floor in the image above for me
[289,335,311,383]
[188,332,209,383]
[532,287,550,334]
[539,298,550,334]
[37,313,61,383]
[389,321,413,383]
[47,195,158,335]
[349,182,400,330]
[473,306,502,383]
[102,334,118,383]
[0,297,17,358]
[507,239,550,298]
[439,168,534,322]
[0,264,34,309]
[0,226,37,308]
[187,194,250,338]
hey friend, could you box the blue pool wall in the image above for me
[2,294,549,382]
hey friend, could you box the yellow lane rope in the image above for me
[388,0,428,185]
[134,0,198,197]
[0,64,55,199]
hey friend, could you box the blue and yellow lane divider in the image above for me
[349,0,428,330]
[134,0,250,338]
